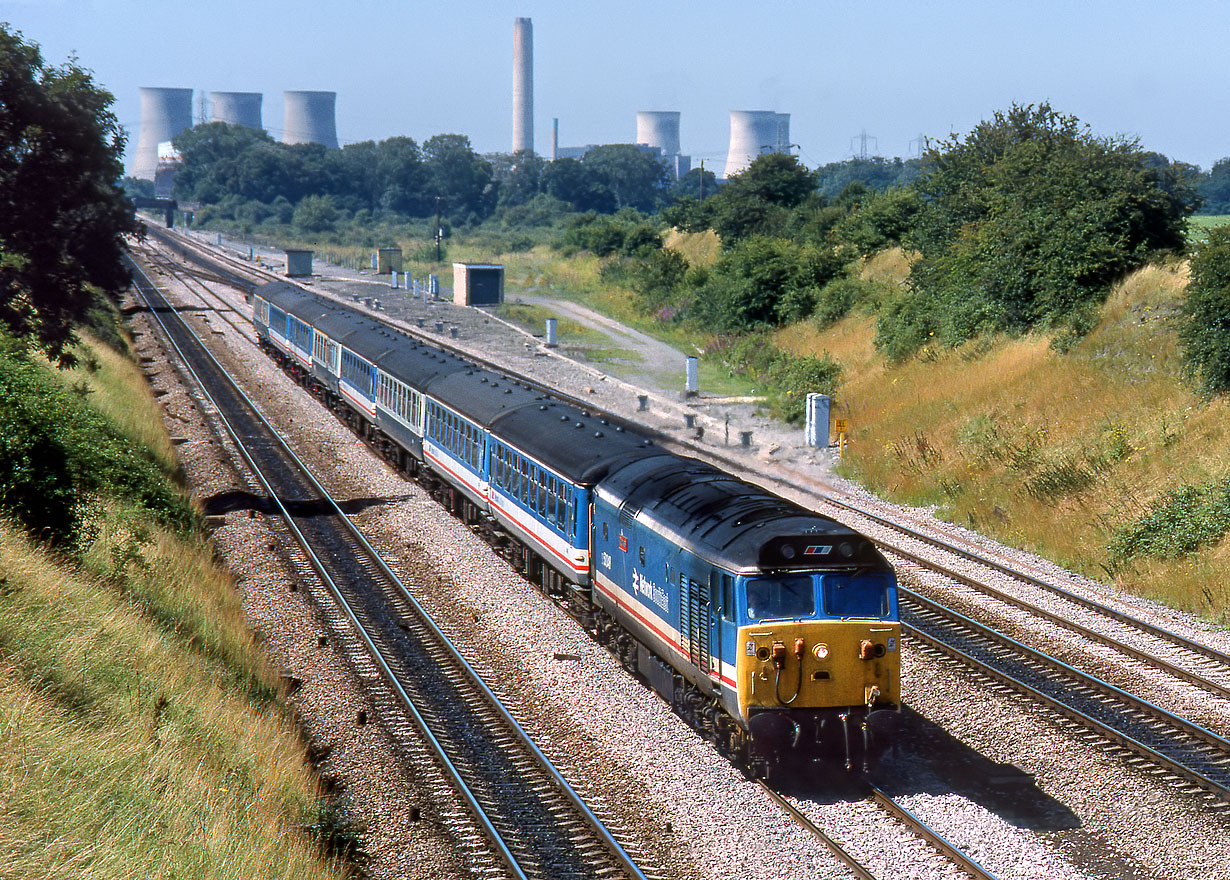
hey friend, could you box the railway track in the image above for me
[127,251,655,880]
[901,589,1230,805]
[142,227,1230,866]
[764,781,1000,880]
[814,488,1230,697]
[140,227,1014,880]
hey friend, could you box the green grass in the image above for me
[1186,214,1230,245]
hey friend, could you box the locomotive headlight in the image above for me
[812,643,830,661]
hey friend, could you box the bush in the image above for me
[0,338,192,544]
[1180,225,1230,395]
[884,103,1197,359]
[811,277,883,328]
[716,334,842,424]
[690,236,845,333]
[1109,479,1230,562]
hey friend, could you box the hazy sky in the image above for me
[4,0,1228,174]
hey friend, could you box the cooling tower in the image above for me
[133,87,193,181]
[512,17,534,154]
[636,111,681,157]
[724,110,784,178]
[282,90,338,148]
[210,91,263,130]
[776,113,791,151]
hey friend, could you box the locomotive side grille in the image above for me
[681,575,710,670]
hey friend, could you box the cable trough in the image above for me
[128,254,655,880]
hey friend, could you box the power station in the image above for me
[636,111,690,179]
[133,87,194,182]
[131,20,807,186]
[282,90,338,148]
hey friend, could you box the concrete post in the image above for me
[685,356,699,395]
[805,393,831,447]
[545,318,557,347]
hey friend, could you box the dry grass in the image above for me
[780,260,1230,623]
[0,327,343,878]
[0,519,341,880]
[664,229,722,266]
[857,247,916,288]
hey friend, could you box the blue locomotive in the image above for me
[253,281,900,775]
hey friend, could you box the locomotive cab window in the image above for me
[745,575,815,622]
[823,573,893,618]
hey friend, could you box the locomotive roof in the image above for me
[489,398,657,485]
[596,455,888,573]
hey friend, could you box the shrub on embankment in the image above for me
[0,330,348,878]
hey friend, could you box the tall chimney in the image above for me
[512,17,534,154]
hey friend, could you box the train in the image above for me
[252,280,901,776]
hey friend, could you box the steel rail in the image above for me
[868,785,999,880]
[127,252,650,880]
[902,589,1230,753]
[820,490,1230,669]
[149,227,1230,788]
[887,550,1230,701]
[902,596,1230,804]
[758,783,878,880]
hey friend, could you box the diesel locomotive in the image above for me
[252,280,900,775]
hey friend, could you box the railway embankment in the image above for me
[779,253,1230,624]
[0,323,347,878]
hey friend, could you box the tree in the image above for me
[1180,225,1230,395]
[691,235,844,331]
[292,194,338,233]
[1196,158,1230,215]
[883,103,1199,357]
[543,157,615,213]
[422,134,494,219]
[490,149,545,211]
[0,26,140,363]
[813,155,922,200]
[581,145,671,212]
[666,165,718,203]
[705,152,818,244]
[173,122,277,201]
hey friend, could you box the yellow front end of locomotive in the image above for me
[735,620,900,721]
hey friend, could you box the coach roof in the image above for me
[490,398,656,484]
